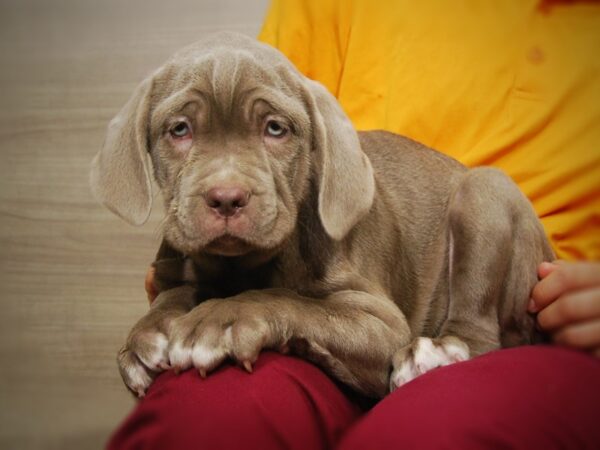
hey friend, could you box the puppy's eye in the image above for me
[169,121,191,139]
[265,120,287,138]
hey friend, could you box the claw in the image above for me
[243,360,253,373]
[158,361,171,371]
[198,368,207,379]
[279,343,290,354]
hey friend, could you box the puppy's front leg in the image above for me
[168,288,409,398]
[118,285,197,397]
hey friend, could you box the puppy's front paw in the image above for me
[390,336,469,392]
[168,298,281,376]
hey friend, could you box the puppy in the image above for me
[90,32,553,398]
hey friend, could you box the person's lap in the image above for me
[107,352,363,450]
[339,345,600,449]
[108,346,600,450]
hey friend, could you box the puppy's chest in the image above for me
[153,251,329,302]
[198,259,328,300]
[191,259,278,300]
[195,261,327,298]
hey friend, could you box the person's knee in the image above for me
[339,346,600,450]
[109,352,361,450]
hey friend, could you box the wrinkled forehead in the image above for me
[150,36,309,130]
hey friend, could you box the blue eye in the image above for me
[170,121,191,138]
[265,120,287,138]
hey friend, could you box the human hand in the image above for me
[529,261,600,357]
[145,266,158,305]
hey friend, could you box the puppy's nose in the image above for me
[205,187,251,217]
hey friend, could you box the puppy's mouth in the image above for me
[204,234,254,257]
[170,196,284,256]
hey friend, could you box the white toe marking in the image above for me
[442,341,470,363]
[169,341,192,370]
[392,358,417,388]
[191,326,232,371]
[192,344,226,369]
[153,333,169,351]
[125,364,152,397]
[413,337,449,373]
[391,337,469,390]
[137,333,169,370]
[224,326,233,346]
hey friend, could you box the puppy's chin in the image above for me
[203,235,254,257]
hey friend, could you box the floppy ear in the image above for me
[90,75,155,225]
[305,79,375,240]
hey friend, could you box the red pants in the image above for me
[108,346,600,450]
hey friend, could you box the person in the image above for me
[108,1,600,448]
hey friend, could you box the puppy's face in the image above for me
[91,33,375,257]
[148,54,312,257]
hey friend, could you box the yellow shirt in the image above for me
[259,0,600,260]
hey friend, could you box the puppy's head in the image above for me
[91,32,375,257]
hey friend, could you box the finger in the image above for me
[530,262,600,311]
[145,266,157,305]
[537,287,600,331]
[552,319,600,349]
[537,261,560,279]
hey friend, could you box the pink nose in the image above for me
[205,187,251,217]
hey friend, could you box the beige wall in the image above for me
[0,1,269,448]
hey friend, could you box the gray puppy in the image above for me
[91,32,553,398]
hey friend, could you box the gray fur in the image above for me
[91,32,553,398]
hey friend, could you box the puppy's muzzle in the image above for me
[205,186,251,218]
